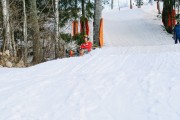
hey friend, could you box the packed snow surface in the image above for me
[1,3,180,120]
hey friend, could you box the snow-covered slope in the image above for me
[1,3,180,120]
[103,4,173,47]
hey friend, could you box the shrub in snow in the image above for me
[6,61,13,68]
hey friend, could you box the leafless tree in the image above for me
[93,0,103,46]
[1,0,12,53]
[28,0,41,64]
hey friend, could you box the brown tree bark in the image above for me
[29,0,41,64]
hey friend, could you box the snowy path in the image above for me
[103,5,173,47]
[1,4,180,120]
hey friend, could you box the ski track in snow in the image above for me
[1,3,180,120]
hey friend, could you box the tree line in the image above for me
[0,0,106,66]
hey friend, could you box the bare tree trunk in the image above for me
[178,0,180,15]
[118,0,121,11]
[10,22,17,57]
[137,0,141,8]
[81,0,86,35]
[111,0,114,9]
[23,0,28,65]
[157,0,161,14]
[93,0,102,46]
[57,0,65,58]
[55,0,60,58]
[75,0,78,20]
[149,0,153,5]
[130,0,133,9]
[1,0,12,54]
[29,0,41,64]
[178,1,180,18]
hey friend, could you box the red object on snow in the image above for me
[79,41,92,52]
[69,50,74,57]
